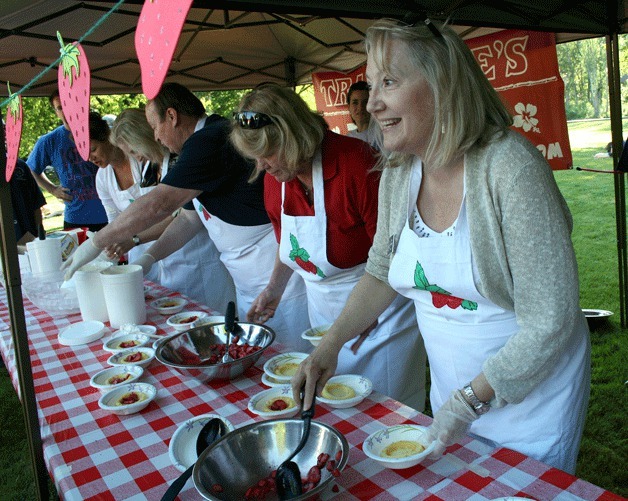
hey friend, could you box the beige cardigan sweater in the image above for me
[366,130,589,406]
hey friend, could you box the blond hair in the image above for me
[110,108,167,164]
[366,19,512,170]
[230,84,327,180]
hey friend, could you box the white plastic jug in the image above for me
[74,261,113,322]
[99,264,146,328]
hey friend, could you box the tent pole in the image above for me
[606,33,627,327]
[0,173,49,497]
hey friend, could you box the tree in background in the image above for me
[558,34,628,119]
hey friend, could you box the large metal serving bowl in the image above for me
[153,322,275,382]
[193,418,349,500]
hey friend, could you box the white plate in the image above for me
[90,365,143,392]
[113,324,159,339]
[166,311,208,332]
[317,374,373,409]
[261,372,286,387]
[262,352,308,382]
[363,424,435,470]
[248,385,299,419]
[301,323,332,347]
[58,320,106,346]
[150,297,188,315]
[98,382,156,415]
[107,347,155,369]
[194,315,226,327]
[582,309,613,318]
[103,332,151,353]
[169,414,235,472]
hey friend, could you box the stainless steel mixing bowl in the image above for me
[193,418,349,500]
[153,322,275,382]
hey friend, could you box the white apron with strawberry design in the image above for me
[191,198,310,350]
[278,149,426,410]
[127,154,235,312]
[387,160,589,471]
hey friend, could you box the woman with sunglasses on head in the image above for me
[290,19,591,472]
[231,85,427,410]
[105,108,236,313]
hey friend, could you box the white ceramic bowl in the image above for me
[317,374,373,409]
[301,323,333,347]
[90,365,144,393]
[98,382,157,415]
[248,385,300,419]
[363,424,435,469]
[103,332,151,353]
[260,372,285,388]
[150,297,188,315]
[194,315,225,327]
[169,414,235,472]
[262,352,308,383]
[113,324,159,339]
[166,311,208,332]
[107,347,155,369]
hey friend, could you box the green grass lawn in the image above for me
[1,120,627,498]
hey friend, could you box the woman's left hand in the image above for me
[424,390,479,459]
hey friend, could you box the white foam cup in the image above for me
[26,239,62,276]
[99,264,146,328]
[74,261,114,322]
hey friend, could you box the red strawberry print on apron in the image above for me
[413,261,478,311]
[288,234,326,278]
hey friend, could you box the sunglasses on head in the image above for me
[401,12,442,38]
[233,111,274,129]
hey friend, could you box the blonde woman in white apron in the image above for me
[231,85,426,410]
[106,109,236,312]
[109,101,309,345]
[291,19,590,473]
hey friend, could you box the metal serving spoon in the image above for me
[276,392,316,500]
[161,417,227,501]
[221,301,236,363]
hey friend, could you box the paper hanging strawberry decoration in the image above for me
[57,31,91,161]
[289,234,326,278]
[4,82,23,182]
[413,261,478,310]
[135,0,193,99]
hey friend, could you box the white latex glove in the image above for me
[132,253,156,276]
[424,390,480,459]
[61,238,103,280]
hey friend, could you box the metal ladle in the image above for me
[276,392,316,500]
[161,417,227,501]
[221,301,236,363]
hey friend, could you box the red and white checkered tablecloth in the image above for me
[0,282,623,501]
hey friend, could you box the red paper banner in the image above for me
[312,29,571,170]
[312,66,366,136]
[466,29,571,170]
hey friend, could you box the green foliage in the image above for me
[557,34,628,119]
